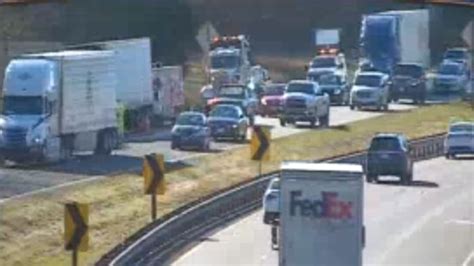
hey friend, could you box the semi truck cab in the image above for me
[0,59,59,163]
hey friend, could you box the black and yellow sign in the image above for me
[64,202,89,251]
[143,153,166,195]
[251,126,271,161]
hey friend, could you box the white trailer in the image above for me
[69,38,154,131]
[380,9,431,68]
[152,66,184,122]
[279,162,364,266]
[0,50,119,163]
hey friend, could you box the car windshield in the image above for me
[286,83,314,94]
[444,50,466,60]
[318,75,340,85]
[394,65,423,77]
[370,137,401,151]
[3,96,43,115]
[218,86,245,98]
[270,179,280,190]
[355,75,382,87]
[311,57,336,68]
[263,85,285,96]
[449,124,474,133]
[176,114,204,126]
[439,64,462,75]
[210,106,239,118]
[211,55,239,69]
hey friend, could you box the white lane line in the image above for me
[462,250,474,266]
[445,219,474,226]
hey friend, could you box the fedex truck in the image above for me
[279,162,364,266]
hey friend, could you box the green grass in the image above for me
[0,103,472,266]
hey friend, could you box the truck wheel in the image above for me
[249,116,255,126]
[0,155,6,167]
[366,174,377,183]
[95,130,112,155]
[59,136,74,161]
[280,119,286,127]
[319,112,330,128]
[309,117,316,128]
[401,173,411,185]
[350,104,355,110]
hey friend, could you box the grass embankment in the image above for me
[0,103,472,266]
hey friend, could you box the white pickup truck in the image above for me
[280,80,330,128]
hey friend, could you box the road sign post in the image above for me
[143,153,166,221]
[250,125,271,177]
[64,202,89,266]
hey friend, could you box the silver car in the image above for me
[263,177,280,225]
[350,72,390,111]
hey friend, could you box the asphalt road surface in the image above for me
[0,103,431,201]
[172,157,474,266]
[0,103,433,201]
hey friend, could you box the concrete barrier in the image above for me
[105,134,445,265]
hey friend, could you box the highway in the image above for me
[172,157,474,266]
[0,104,413,201]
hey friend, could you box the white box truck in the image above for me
[0,50,119,164]
[279,162,364,266]
[69,38,154,131]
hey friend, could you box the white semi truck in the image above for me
[0,50,119,164]
[69,38,154,131]
[360,9,430,74]
[279,162,364,266]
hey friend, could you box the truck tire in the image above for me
[319,111,330,128]
[309,117,316,128]
[280,118,286,127]
[95,130,112,155]
[350,104,355,110]
[59,136,74,161]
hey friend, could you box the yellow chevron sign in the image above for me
[250,126,271,161]
[64,202,89,251]
[143,153,166,195]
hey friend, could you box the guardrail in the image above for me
[99,133,445,266]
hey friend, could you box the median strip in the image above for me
[0,103,472,265]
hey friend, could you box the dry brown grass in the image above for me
[0,103,472,265]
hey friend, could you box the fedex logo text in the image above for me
[289,190,353,219]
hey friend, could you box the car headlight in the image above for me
[33,137,42,144]
[232,124,238,129]
[261,98,267,105]
[334,89,341,95]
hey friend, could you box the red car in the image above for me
[259,83,286,117]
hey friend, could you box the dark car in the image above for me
[207,84,258,125]
[208,104,248,141]
[259,83,285,117]
[366,133,413,184]
[171,112,211,151]
[391,63,426,104]
[318,74,349,105]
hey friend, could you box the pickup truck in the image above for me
[280,80,330,128]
